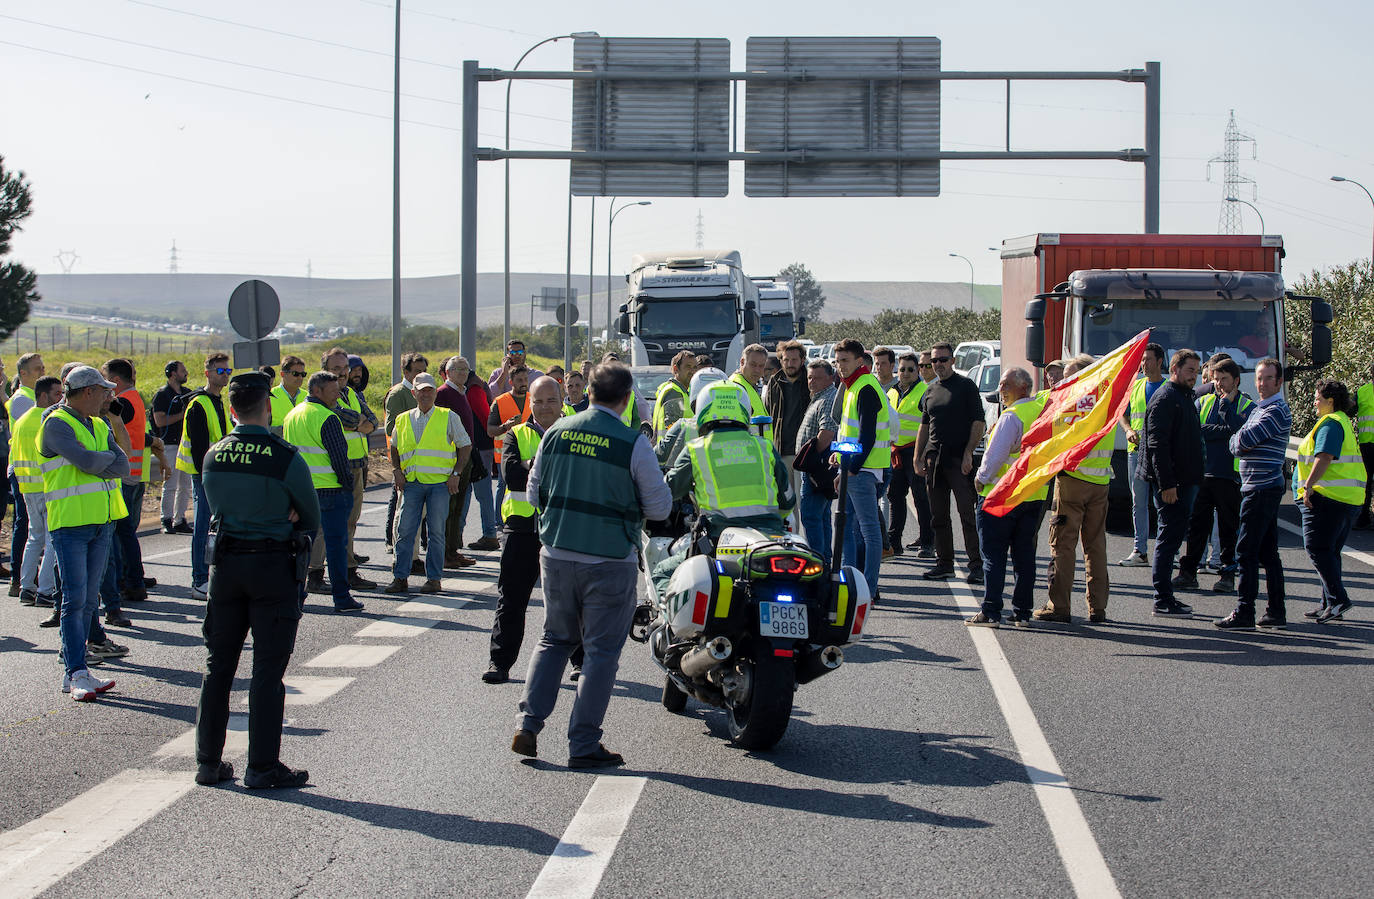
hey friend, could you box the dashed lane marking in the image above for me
[155,714,248,759]
[242,675,354,706]
[0,768,193,899]
[302,644,402,668]
[948,581,1123,899]
[354,616,440,638]
[395,596,472,614]
[526,776,647,899]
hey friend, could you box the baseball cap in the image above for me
[64,365,115,391]
[412,373,438,390]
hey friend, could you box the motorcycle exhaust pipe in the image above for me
[795,645,844,684]
[679,636,733,679]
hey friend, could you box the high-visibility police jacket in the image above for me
[535,409,642,559]
[838,373,893,472]
[39,408,128,529]
[1296,411,1367,506]
[1356,383,1374,445]
[117,388,150,482]
[11,405,46,496]
[338,386,369,461]
[7,384,35,431]
[687,427,780,521]
[979,397,1048,500]
[888,381,928,448]
[500,422,544,521]
[492,391,532,466]
[282,401,343,490]
[1125,377,1163,454]
[270,384,306,430]
[393,407,457,485]
[175,392,227,475]
[653,378,689,437]
[1198,392,1254,475]
[729,373,773,444]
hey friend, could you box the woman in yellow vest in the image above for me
[1296,379,1367,623]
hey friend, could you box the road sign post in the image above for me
[227,279,283,370]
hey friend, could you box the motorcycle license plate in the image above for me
[758,602,808,639]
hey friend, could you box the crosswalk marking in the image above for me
[155,715,248,759]
[526,776,648,899]
[355,616,440,638]
[242,676,354,706]
[303,644,402,668]
[395,596,471,614]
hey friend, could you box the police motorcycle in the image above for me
[637,378,871,751]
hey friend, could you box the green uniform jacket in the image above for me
[202,424,321,540]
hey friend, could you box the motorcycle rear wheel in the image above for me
[726,655,795,750]
[662,676,689,714]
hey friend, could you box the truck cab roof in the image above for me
[1066,269,1285,302]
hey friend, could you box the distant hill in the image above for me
[31,272,1001,327]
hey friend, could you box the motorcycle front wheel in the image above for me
[726,655,796,750]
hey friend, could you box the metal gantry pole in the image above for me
[1144,60,1161,234]
[390,0,402,385]
[606,196,616,349]
[565,180,573,373]
[459,61,478,365]
[588,196,595,359]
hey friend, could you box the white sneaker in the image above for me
[1118,551,1149,567]
[68,669,115,701]
[191,582,209,601]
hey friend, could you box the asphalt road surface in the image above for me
[2,485,1372,898]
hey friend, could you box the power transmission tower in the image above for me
[1206,109,1257,234]
[54,249,79,274]
[695,209,705,250]
[168,239,180,274]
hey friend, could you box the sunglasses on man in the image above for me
[212,367,232,376]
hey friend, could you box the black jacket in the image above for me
[764,371,810,456]
[1139,379,1204,490]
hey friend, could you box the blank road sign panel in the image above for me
[571,37,730,198]
[745,36,941,197]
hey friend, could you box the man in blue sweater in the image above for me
[1219,357,1291,629]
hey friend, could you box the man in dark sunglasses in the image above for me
[913,341,985,584]
[888,352,934,558]
[269,355,309,436]
[488,339,545,397]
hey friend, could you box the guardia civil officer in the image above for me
[194,372,320,789]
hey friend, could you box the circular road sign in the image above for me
[555,302,579,326]
[227,279,282,341]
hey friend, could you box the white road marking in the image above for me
[443,577,497,593]
[142,546,189,561]
[1277,518,1374,569]
[948,582,1122,899]
[303,644,401,668]
[155,714,248,759]
[0,768,193,899]
[354,616,439,638]
[243,675,353,706]
[395,596,471,614]
[526,776,647,899]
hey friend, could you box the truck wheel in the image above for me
[662,676,688,714]
[726,655,795,750]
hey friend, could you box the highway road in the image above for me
[1,486,1371,897]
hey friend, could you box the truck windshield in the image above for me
[638,298,737,337]
[760,313,793,342]
[1081,299,1279,370]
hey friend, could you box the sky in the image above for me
[4,0,1374,291]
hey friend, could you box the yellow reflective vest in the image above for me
[653,378,689,437]
[729,373,773,444]
[269,384,306,430]
[888,381,927,448]
[1356,383,1374,445]
[393,407,457,485]
[687,427,779,519]
[10,405,46,497]
[338,387,368,461]
[40,408,129,529]
[282,401,343,490]
[174,392,227,475]
[838,373,893,472]
[1296,411,1367,506]
[499,423,544,520]
[979,397,1048,500]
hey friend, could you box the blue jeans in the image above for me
[1300,492,1358,611]
[1151,483,1199,604]
[52,522,114,675]
[393,481,450,581]
[978,499,1043,619]
[798,476,834,569]
[317,490,355,605]
[117,481,146,590]
[191,475,210,586]
[1127,451,1152,554]
[1237,485,1286,615]
[842,471,884,597]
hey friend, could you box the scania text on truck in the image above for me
[617,250,760,371]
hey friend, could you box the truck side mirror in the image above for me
[1024,297,1046,368]
[1310,322,1332,368]
[617,307,630,336]
[1309,299,1334,325]
[797,317,806,337]
[744,309,758,332]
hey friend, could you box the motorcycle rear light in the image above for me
[768,556,807,575]
[773,648,794,658]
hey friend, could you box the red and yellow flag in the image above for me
[982,329,1151,517]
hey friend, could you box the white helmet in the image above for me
[689,367,729,412]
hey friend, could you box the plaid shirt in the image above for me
[796,385,839,452]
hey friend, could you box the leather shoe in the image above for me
[352,554,370,565]
[445,552,477,569]
[468,536,501,551]
[105,612,134,628]
[383,578,409,595]
[7,580,19,597]
[172,520,193,534]
[420,579,442,594]
[511,728,537,757]
[1032,605,1072,623]
[122,587,149,602]
[39,609,60,627]
[143,576,157,587]
[334,600,365,614]
[347,569,377,589]
[922,567,955,581]
[483,664,509,684]
[568,744,624,769]
[306,574,328,595]
[195,761,234,786]
[244,763,309,789]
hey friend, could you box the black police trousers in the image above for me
[196,550,301,773]
[490,531,583,671]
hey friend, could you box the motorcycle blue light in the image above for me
[775,593,794,603]
[830,439,863,455]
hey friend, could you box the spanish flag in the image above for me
[982,329,1152,517]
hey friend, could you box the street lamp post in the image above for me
[606,200,652,350]
[504,31,599,349]
[1224,196,1265,234]
[1331,176,1374,261]
[949,253,975,312]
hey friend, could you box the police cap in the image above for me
[227,371,271,417]
[228,372,271,394]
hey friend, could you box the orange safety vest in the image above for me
[118,388,149,481]
[492,391,531,466]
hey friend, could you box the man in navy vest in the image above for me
[510,363,672,768]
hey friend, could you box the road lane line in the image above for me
[0,768,193,899]
[1277,518,1374,569]
[303,644,401,668]
[142,547,189,561]
[395,596,471,614]
[155,714,248,759]
[948,582,1123,899]
[526,776,647,899]
[355,616,439,638]
[243,675,353,706]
